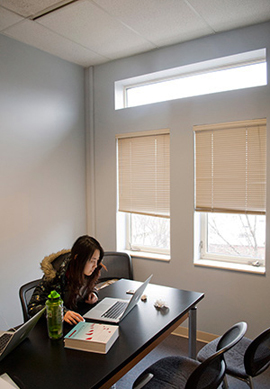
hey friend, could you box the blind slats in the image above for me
[194,119,266,215]
[117,132,170,218]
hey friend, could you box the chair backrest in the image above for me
[99,251,133,283]
[19,279,41,322]
[185,351,226,389]
[217,321,248,352]
[185,321,247,389]
[244,327,270,377]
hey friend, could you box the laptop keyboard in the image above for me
[0,333,12,354]
[101,301,128,319]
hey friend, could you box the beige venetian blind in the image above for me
[194,119,266,215]
[117,129,170,218]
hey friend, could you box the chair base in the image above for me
[225,373,254,389]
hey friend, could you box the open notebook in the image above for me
[84,275,153,323]
[0,307,45,362]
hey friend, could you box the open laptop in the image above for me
[0,307,45,361]
[84,275,153,323]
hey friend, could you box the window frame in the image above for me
[198,212,265,267]
[128,213,170,255]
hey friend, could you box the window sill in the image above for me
[194,258,265,275]
[126,250,170,262]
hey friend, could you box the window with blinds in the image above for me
[194,119,266,270]
[117,130,170,218]
[194,119,266,215]
[116,129,170,257]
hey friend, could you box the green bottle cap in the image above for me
[48,290,60,300]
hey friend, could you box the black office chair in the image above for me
[98,251,133,289]
[132,322,247,389]
[19,279,41,322]
[197,326,270,389]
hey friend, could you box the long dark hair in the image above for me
[67,235,104,309]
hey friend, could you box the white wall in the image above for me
[0,35,86,328]
[91,21,270,338]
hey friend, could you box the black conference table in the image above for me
[0,279,204,389]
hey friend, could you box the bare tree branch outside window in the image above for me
[207,214,265,259]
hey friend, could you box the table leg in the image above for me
[188,306,197,359]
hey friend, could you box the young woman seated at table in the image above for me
[28,235,105,325]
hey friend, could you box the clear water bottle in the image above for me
[46,290,63,340]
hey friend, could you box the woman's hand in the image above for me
[85,292,98,305]
[64,310,84,325]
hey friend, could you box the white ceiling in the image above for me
[1,0,270,68]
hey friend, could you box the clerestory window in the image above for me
[115,49,266,109]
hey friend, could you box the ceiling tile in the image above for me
[0,0,72,18]
[187,0,270,31]
[93,0,214,46]
[2,19,108,66]
[0,7,23,30]
[1,0,270,67]
[37,0,155,58]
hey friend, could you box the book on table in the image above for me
[64,321,119,354]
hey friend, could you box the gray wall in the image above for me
[0,35,86,328]
[92,21,270,338]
